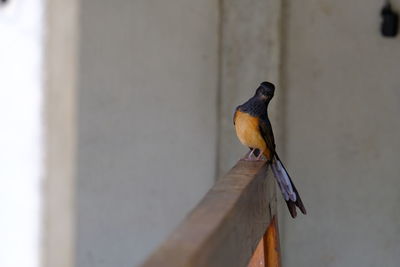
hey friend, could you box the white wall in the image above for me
[76,1,219,266]
[0,1,43,266]
[281,0,400,266]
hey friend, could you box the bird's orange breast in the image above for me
[234,110,267,151]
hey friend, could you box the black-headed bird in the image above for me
[233,81,306,218]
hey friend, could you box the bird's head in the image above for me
[255,81,275,101]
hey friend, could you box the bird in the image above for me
[233,81,306,218]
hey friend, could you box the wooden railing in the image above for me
[142,160,281,267]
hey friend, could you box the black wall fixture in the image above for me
[381,1,399,37]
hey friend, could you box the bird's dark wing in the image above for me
[258,118,276,154]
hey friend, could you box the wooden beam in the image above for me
[247,216,281,267]
[142,160,278,267]
[265,216,281,267]
[248,233,266,267]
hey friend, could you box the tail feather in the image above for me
[271,154,307,218]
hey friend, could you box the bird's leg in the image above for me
[247,148,255,159]
[255,150,265,161]
[242,148,255,161]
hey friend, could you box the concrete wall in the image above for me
[76,1,219,266]
[281,0,400,266]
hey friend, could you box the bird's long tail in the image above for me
[271,153,307,218]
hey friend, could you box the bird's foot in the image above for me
[242,157,259,161]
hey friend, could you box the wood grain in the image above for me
[141,160,278,267]
[248,235,266,267]
[265,216,281,267]
[248,216,281,267]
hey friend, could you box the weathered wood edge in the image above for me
[141,160,278,267]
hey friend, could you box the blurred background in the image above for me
[1,0,400,266]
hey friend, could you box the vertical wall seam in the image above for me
[277,0,288,259]
[279,0,288,159]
